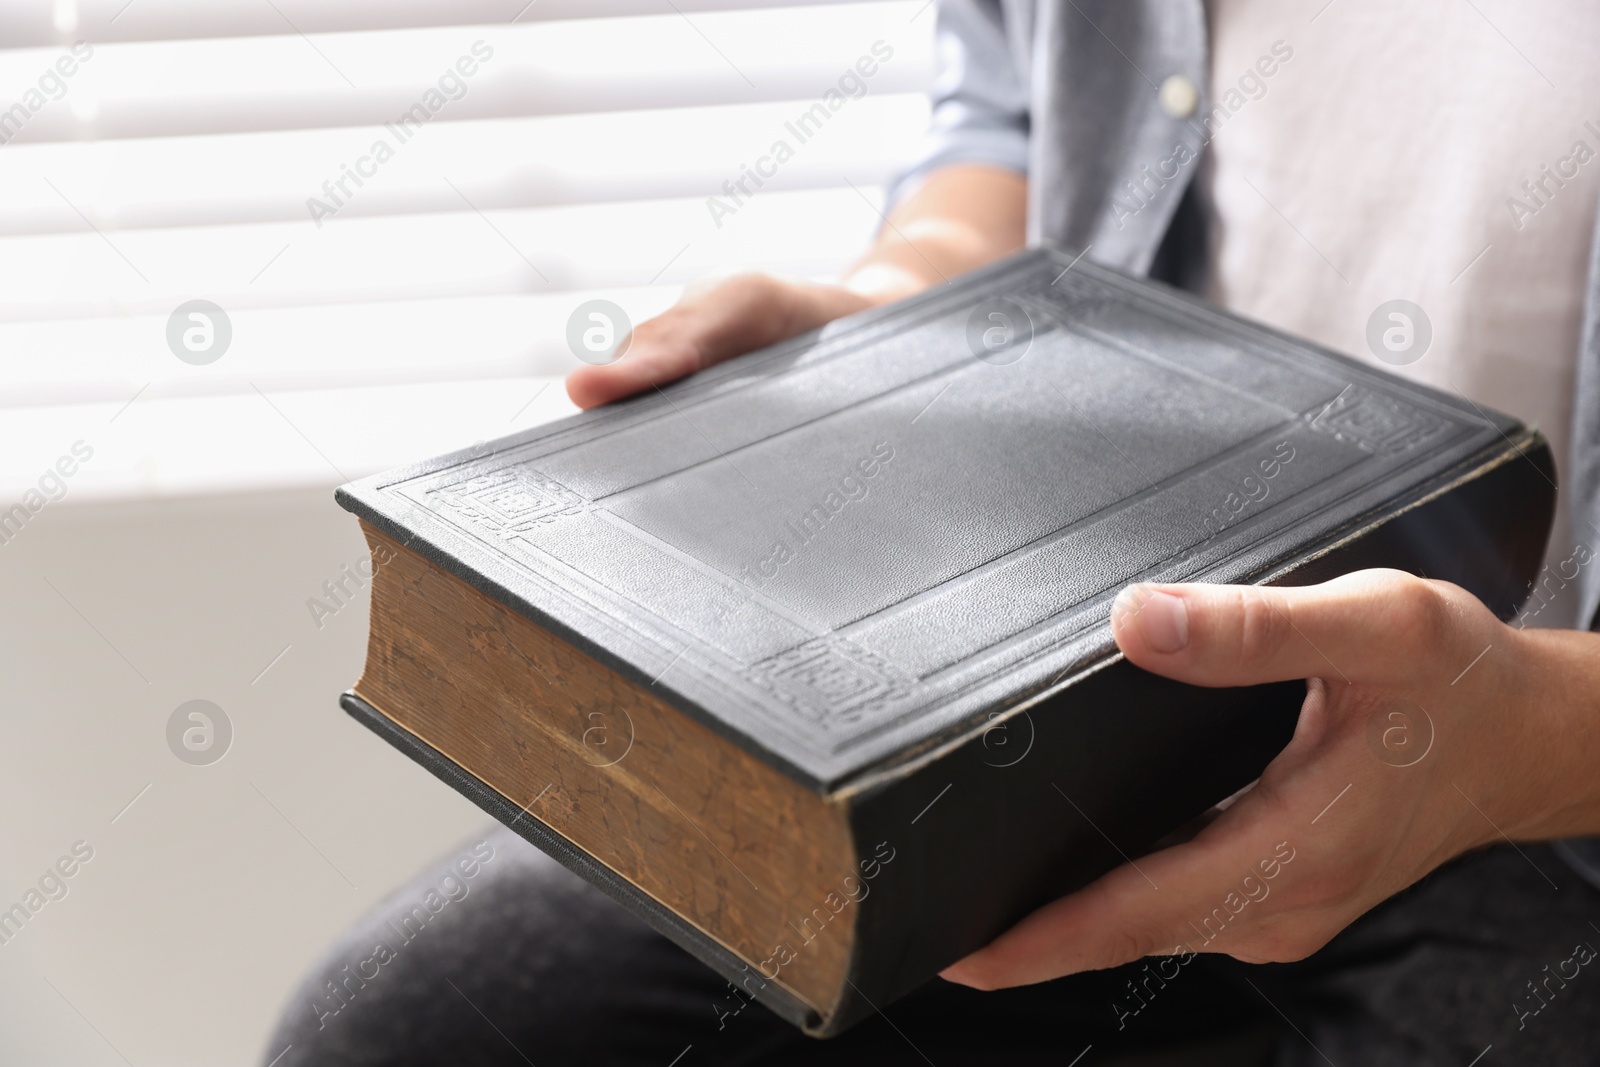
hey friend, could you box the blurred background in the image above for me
[0,2,932,1062]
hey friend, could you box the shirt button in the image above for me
[1159,75,1199,118]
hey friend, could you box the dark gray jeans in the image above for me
[263,826,1600,1066]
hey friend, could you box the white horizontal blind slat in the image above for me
[0,6,927,145]
[0,291,671,409]
[1,0,856,49]
[0,94,929,236]
[0,377,580,500]
[0,185,892,320]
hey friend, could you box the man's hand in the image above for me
[563,164,1028,409]
[943,568,1597,990]
[566,275,872,409]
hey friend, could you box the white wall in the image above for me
[0,485,494,1065]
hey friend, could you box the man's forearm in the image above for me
[842,164,1028,303]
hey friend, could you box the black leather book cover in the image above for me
[337,248,1554,1034]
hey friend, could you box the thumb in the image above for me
[1109,570,1444,689]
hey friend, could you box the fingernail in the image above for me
[1116,587,1189,654]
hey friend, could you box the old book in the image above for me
[336,248,1554,1037]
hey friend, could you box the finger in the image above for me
[565,329,703,409]
[1109,569,1446,689]
[941,789,1304,989]
[565,277,870,409]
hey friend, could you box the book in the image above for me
[335,248,1555,1037]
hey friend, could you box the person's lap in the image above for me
[264,826,1600,1066]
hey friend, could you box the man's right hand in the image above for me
[562,164,1030,410]
[565,274,873,410]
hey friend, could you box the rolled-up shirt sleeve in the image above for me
[883,0,1031,212]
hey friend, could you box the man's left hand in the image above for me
[943,568,1588,989]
